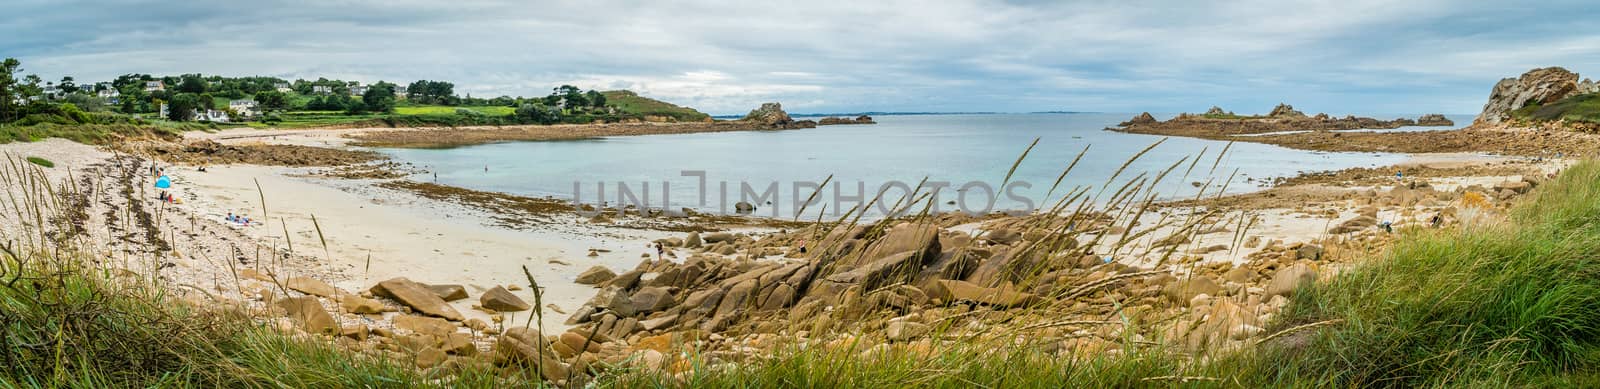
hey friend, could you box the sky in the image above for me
[3,0,1599,116]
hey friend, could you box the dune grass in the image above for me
[1246,160,1600,387]
[24,156,52,168]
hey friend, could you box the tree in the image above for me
[360,82,397,113]
[254,90,289,111]
[515,103,559,124]
[406,80,455,105]
[586,90,606,107]
[167,93,200,121]
[198,93,216,110]
[177,74,206,93]
[0,58,20,123]
[58,76,78,94]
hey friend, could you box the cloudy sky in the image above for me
[4,0,1598,115]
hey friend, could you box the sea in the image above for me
[376,113,1475,218]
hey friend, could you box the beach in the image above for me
[1,122,1562,335]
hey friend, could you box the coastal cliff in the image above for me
[742,102,817,129]
[1473,67,1600,131]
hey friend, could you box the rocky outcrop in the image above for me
[1416,114,1454,126]
[1113,103,1454,138]
[817,115,876,125]
[1475,67,1583,125]
[742,102,818,129]
[1268,103,1305,118]
[1118,112,1158,126]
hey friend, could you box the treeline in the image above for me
[1,56,689,128]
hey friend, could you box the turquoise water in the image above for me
[378,113,1445,217]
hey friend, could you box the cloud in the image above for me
[4,0,1599,114]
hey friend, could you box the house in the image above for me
[41,84,60,100]
[200,109,230,123]
[229,99,258,117]
[349,85,368,96]
[393,85,408,98]
[274,82,291,92]
[145,80,165,92]
[312,85,333,94]
[97,89,120,99]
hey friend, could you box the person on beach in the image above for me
[227,213,235,223]
[654,242,665,260]
[797,239,807,254]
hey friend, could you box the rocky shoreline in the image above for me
[1114,103,1452,137]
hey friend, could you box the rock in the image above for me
[341,295,386,314]
[492,328,571,382]
[285,276,345,297]
[416,347,447,369]
[394,314,458,337]
[371,278,464,321]
[427,284,469,302]
[1495,180,1531,194]
[702,232,734,244]
[885,320,930,341]
[1295,245,1323,261]
[1416,114,1453,126]
[1328,216,1377,234]
[480,286,531,312]
[576,266,618,285]
[1119,112,1158,126]
[277,296,338,335]
[1476,67,1581,124]
[735,201,755,213]
[630,286,677,314]
[683,231,703,248]
[341,325,370,341]
[1205,106,1227,116]
[640,314,680,331]
[1266,264,1317,297]
[442,332,477,355]
[1162,277,1223,303]
[935,279,1040,308]
[748,103,800,126]
[1268,103,1305,118]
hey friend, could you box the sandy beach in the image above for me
[0,126,1560,336]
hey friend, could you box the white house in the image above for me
[394,85,408,98]
[41,84,60,100]
[229,99,258,117]
[275,82,291,92]
[145,80,165,92]
[201,109,230,123]
[349,85,368,96]
[312,85,333,94]
[97,89,120,98]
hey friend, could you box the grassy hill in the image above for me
[1512,93,1600,125]
[602,90,711,122]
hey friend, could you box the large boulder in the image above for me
[285,277,345,297]
[576,266,617,285]
[1266,263,1317,297]
[1268,103,1306,118]
[935,279,1040,308]
[743,102,795,126]
[481,286,531,312]
[427,284,469,302]
[1162,276,1223,303]
[629,286,677,314]
[1476,67,1582,125]
[370,277,464,321]
[277,296,338,334]
[492,327,571,382]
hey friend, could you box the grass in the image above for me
[24,156,53,168]
[602,90,711,122]
[1516,93,1600,124]
[1245,160,1600,386]
[0,123,192,144]
[394,105,514,116]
